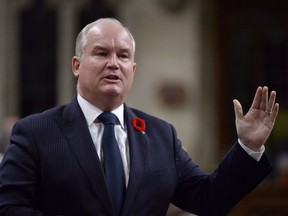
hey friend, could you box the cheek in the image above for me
[125,73,135,93]
[78,69,100,88]
[79,63,102,79]
[80,58,103,72]
[124,65,136,81]
[124,72,135,88]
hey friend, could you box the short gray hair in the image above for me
[75,18,136,58]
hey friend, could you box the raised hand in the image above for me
[233,86,279,151]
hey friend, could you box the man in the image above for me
[0,18,279,216]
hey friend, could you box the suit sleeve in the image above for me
[171,125,272,216]
[0,120,45,216]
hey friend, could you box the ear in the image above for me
[72,56,80,77]
[132,62,137,74]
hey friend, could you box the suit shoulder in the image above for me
[19,104,67,124]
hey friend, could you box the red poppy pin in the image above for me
[132,118,146,134]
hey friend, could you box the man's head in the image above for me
[72,18,137,111]
[75,18,136,59]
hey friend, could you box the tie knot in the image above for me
[98,112,118,125]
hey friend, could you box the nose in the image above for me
[107,54,119,70]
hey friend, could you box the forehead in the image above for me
[85,24,133,51]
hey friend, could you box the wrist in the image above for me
[238,139,265,161]
[238,138,263,152]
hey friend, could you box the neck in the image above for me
[79,93,124,112]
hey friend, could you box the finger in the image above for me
[270,102,279,122]
[259,86,268,111]
[266,90,276,113]
[233,99,243,120]
[251,86,263,109]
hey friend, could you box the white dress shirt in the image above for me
[77,94,130,187]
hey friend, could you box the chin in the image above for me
[103,89,122,97]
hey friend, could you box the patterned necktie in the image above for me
[98,112,125,215]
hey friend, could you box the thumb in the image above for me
[233,99,243,120]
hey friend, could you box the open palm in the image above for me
[233,86,279,151]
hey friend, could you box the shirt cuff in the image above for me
[238,139,265,162]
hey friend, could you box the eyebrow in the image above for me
[91,45,132,54]
[91,45,106,51]
[119,48,132,54]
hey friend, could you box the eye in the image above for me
[119,54,128,59]
[91,48,108,57]
[96,52,107,57]
[118,52,130,60]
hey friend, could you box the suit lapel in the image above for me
[122,106,149,214]
[55,97,113,215]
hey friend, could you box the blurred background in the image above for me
[0,0,288,215]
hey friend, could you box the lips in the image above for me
[105,74,120,80]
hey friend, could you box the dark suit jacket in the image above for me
[0,97,272,216]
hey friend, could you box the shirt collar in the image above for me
[77,94,125,128]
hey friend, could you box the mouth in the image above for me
[105,74,120,81]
